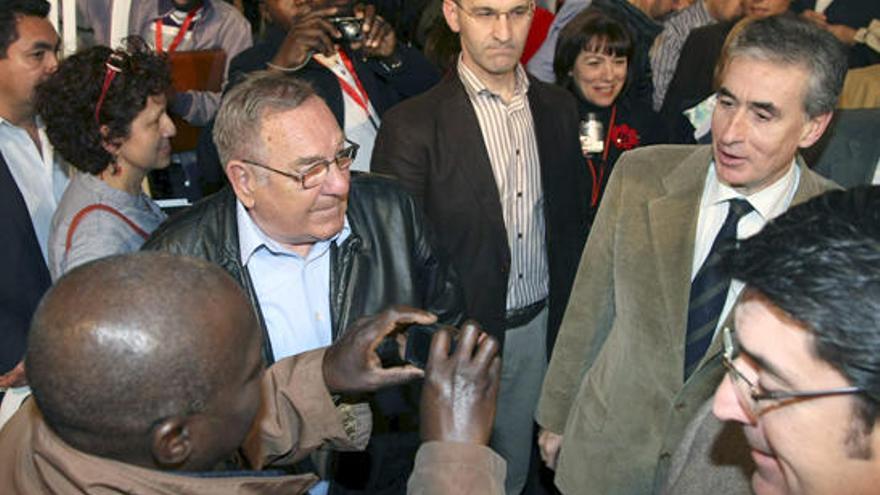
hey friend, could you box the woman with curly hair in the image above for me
[554,8,664,222]
[37,38,175,280]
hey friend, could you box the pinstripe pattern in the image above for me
[684,198,753,378]
[458,61,549,311]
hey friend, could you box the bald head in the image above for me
[27,253,263,468]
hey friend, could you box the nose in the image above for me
[712,374,752,424]
[714,106,747,146]
[600,60,614,80]
[45,50,59,74]
[492,14,512,42]
[321,160,350,196]
[161,112,177,138]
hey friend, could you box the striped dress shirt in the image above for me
[457,60,549,311]
[650,0,715,111]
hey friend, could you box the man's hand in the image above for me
[538,428,564,470]
[349,3,396,58]
[420,321,501,445]
[0,360,27,389]
[323,306,433,393]
[269,2,343,70]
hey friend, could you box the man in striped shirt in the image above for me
[373,0,589,491]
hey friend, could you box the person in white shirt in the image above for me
[0,0,68,392]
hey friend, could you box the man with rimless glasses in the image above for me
[665,186,880,495]
[144,71,464,493]
[373,0,589,491]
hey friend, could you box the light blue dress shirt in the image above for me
[236,201,351,362]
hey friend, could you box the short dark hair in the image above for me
[0,0,50,58]
[724,14,847,118]
[553,7,633,94]
[727,186,880,427]
[35,37,171,175]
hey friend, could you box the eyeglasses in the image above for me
[240,139,359,190]
[452,0,534,24]
[721,327,863,420]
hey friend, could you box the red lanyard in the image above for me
[586,104,616,208]
[317,49,377,128]
[155,7,201,55]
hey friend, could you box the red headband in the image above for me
[94,52,126,125]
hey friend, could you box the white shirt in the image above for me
[693,160,801,336]
[314,50,380,172]
[0,116,69,264]
[872,158,880,185]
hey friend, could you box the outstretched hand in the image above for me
[420,321,501,445]
[323,306,434,394]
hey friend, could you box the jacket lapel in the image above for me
[646,147,711,362]
[438,78,506,232]
[698,159,835,368]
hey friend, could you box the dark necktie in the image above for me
[684,198,753,379]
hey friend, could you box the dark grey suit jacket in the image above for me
[372,74,590,348]
[808,108,880,187]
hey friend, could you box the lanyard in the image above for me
[317,49,378,129]
[586,104,616,208]
[155,7,201,55]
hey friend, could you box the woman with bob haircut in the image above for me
[554,8,664,222]
[37,38,175,280]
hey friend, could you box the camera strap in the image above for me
[316,49,378,129]
[154,6,203,55]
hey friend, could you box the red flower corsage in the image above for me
[609,124,640,150]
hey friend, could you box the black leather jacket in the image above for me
[143,174,464,365]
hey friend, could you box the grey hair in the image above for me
[724,14,847,118]
[213,71,317,166]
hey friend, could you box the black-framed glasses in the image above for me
[452,0,535,24]
[241,139,359,190]
[721,327,863,420]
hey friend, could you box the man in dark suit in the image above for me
[372,0,589,491]
[0,0,66,393]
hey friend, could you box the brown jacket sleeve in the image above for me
[242,348,371,468]
[407,441,506,495]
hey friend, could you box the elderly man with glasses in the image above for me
[372,0,590,491]
[144,71,464,495]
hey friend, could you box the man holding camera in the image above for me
[228,0,439,171]
[144,71,462,494]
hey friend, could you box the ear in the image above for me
[797,111,833,149]
[98,124,122,155]
[225,160,259,209]
[442,0,462,33]
[150,417,192,468]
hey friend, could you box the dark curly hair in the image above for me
[35,37,171,175]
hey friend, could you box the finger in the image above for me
[366,307,437,351]
[360,4,377,34]
[472,333,500,371]
[367,21,391,49]
[372,365,425,388]
[312,19,342,44]
[426,327,454,370]
[454,321,481,364]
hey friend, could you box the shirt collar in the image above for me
[457,55,530,101]
[704,158,801,221]
[237,200,351,265]
[158,0,211,19]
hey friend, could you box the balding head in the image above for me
[27,252,265,470]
